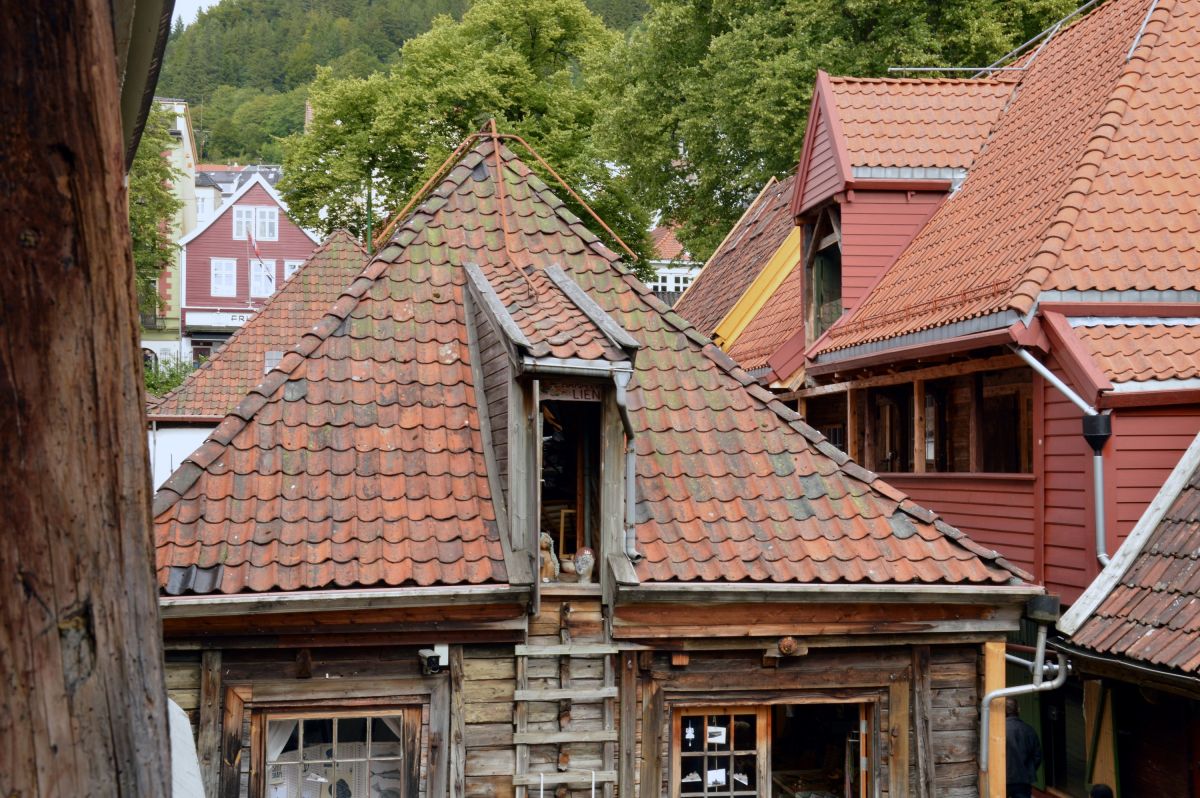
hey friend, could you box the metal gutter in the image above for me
[159,584,532,618]
[1012,346,1112,566]
[613,371,640,560]
[519,357,633,379]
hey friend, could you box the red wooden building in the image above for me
[178,172,320,363]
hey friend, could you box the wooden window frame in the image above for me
[232,206,255,240]
[210,257,238,298]
[249,258,276,298]
[255,206,279,242]
[283,260,305,280]
[250,704,422,798]
[670,699,877,798]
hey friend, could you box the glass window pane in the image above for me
[302,718,334,762]
[266,762,300,798]
[270,720,300,764]
[733,715,756,751]
[681,715,703,753]
[705,756,730,789]
[680,756,703,794]
[369,758,405,798]
[326,761,366,797]
[337,717,368,761]
[706,715,729,751]
[732,755,756,791]
[371,717,404,759]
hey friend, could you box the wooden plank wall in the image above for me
[838,190,943,311]
[798,108,843,211]
[1112,407,1200,542]
[166,654,203,737]
[463,596,611,798]
[473,301,511,508]
[1040,358,1094,602]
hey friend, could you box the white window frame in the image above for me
[283,259,305,281]
[210,258,237,298]
[196,194,212,224]
[232,207,255,240]
[255,206,279,241]
[250,259,276,298]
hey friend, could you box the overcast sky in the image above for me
[173,0,217,25]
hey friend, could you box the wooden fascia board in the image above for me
[1037,301,1200,317]
[710,226,803,350]
[159,584,533,619]
[1100,388,1200,409]
[807,326,1015,378]
[616,583,1040,606]
[792,71,853,219]
[1040,310,1114,400]
[1059,430,1200,636]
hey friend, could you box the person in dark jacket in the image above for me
[1006,697,1042,798]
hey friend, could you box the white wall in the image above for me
[149,425,214,489]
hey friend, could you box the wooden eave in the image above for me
[1039,309,1114,402]
[710,226,804,351]
[615,582,1039,606]
[791,70,853,220]
[159,584,532,619]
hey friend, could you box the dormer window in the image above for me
[804,205,842,342]
[540,383,603,576]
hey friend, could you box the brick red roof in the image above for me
[827,77,1013,170]
[149,231,366,419]
[674,175,796,336]
[650,226,690,261]
[1066,433,1200,674]
[816,0,1178,356]
[1074,322,1200,383]
[155,137,1027,595]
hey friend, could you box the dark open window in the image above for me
[540,388,602,575]
[804,394,847,453]
[804,206,842,344]
[866,384,912,473]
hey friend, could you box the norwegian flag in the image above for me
[247,228,263,260]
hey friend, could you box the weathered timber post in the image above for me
[0,1,170,795]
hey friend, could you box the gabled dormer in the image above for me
[463,261,641,602]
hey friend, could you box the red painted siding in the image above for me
[886,474,1036,575]
[839,190,944,311]
[1040,356,1093,602]
[183,183,316,311]
[798,107,844,213]
[1111,406,1200,542]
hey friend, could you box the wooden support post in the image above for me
[429,676,451,798]
[797,397,808,420]
[1083,680,1118,792]
[969,374,984,472]
[219,685,244,798]
[981,642,1006,798]
[848,388,863,463]
[198,650,224,798]
[639,680,664,798]
[449,647,466,798]
[913,381,927,473]
[889,676,911,798]
[403,706,421,798]
[1,3,170,795]
[911,647,934,798]
[619,653,637,798]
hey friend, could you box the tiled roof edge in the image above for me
[151,154,486,519]
[648,268,1029,584]
[1060,427,1200,635]
[1009,0,1174,315]
[148,230,366,417]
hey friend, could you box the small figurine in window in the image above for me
[539,532,560,583]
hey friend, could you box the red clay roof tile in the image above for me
[1074,322,1200,383]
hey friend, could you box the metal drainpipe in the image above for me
[1011,346,1113,566]
[613,371,640,560]
[979,623,1069,798]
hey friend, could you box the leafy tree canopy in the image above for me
[280,0,655,277]
[129,104,184,317]
[597,0,1079,258]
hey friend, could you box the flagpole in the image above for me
[366,176,374,256]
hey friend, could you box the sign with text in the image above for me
[541,381,604,402]
[185,310,253,329]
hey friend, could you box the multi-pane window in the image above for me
[210,258,237,297]
[284,260,305,280]
[256,206,279,241]
[232,207,255,240]
[264,711,418,798]
[250,259,276,298]
[677,709,765,798]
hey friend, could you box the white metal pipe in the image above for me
[613,371,640,560]
[1012,346,1111,566]
[979,625,1068,798]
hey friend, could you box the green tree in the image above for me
[280,0,655,275]
[597,0,1078,257]
[144,355,198,398]
[128,104,183,318]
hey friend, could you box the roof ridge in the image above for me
[1008,0,1173,314]
[828,75,1007,86]
[148,230,365,415]
[151,152,488,519]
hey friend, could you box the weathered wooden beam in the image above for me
[219,685,244,798]
[513,730,618,744]
[449,646,466,798]
[198,650,223,797]
[513,687,618,701]
[981,642,1006,798]
[429,676,451,798]
[619,653,637,798]
[888,677,910,798]
[515,643,618,657]
[911,646,935,798]
[913,381,927,473]
[512,771,617,787]
[787,354,1025,399]
[639,680,664,798]
[847,387,863,462]
[1,2,170,794]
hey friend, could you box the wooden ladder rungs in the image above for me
[513,771,617,787]
[515,643,618,657]
[513,730,618,745]
[514,687,618,702]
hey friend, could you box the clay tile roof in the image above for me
[148,231,367,420]
[816,0,1178,357]
[1074,322,1200,383]
[155,135,1028,594]
[725,258,806,373]
[674,174,796,336]
[1064,432,1200,675]
[650,226,690,261]
[827,76,1013,170]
